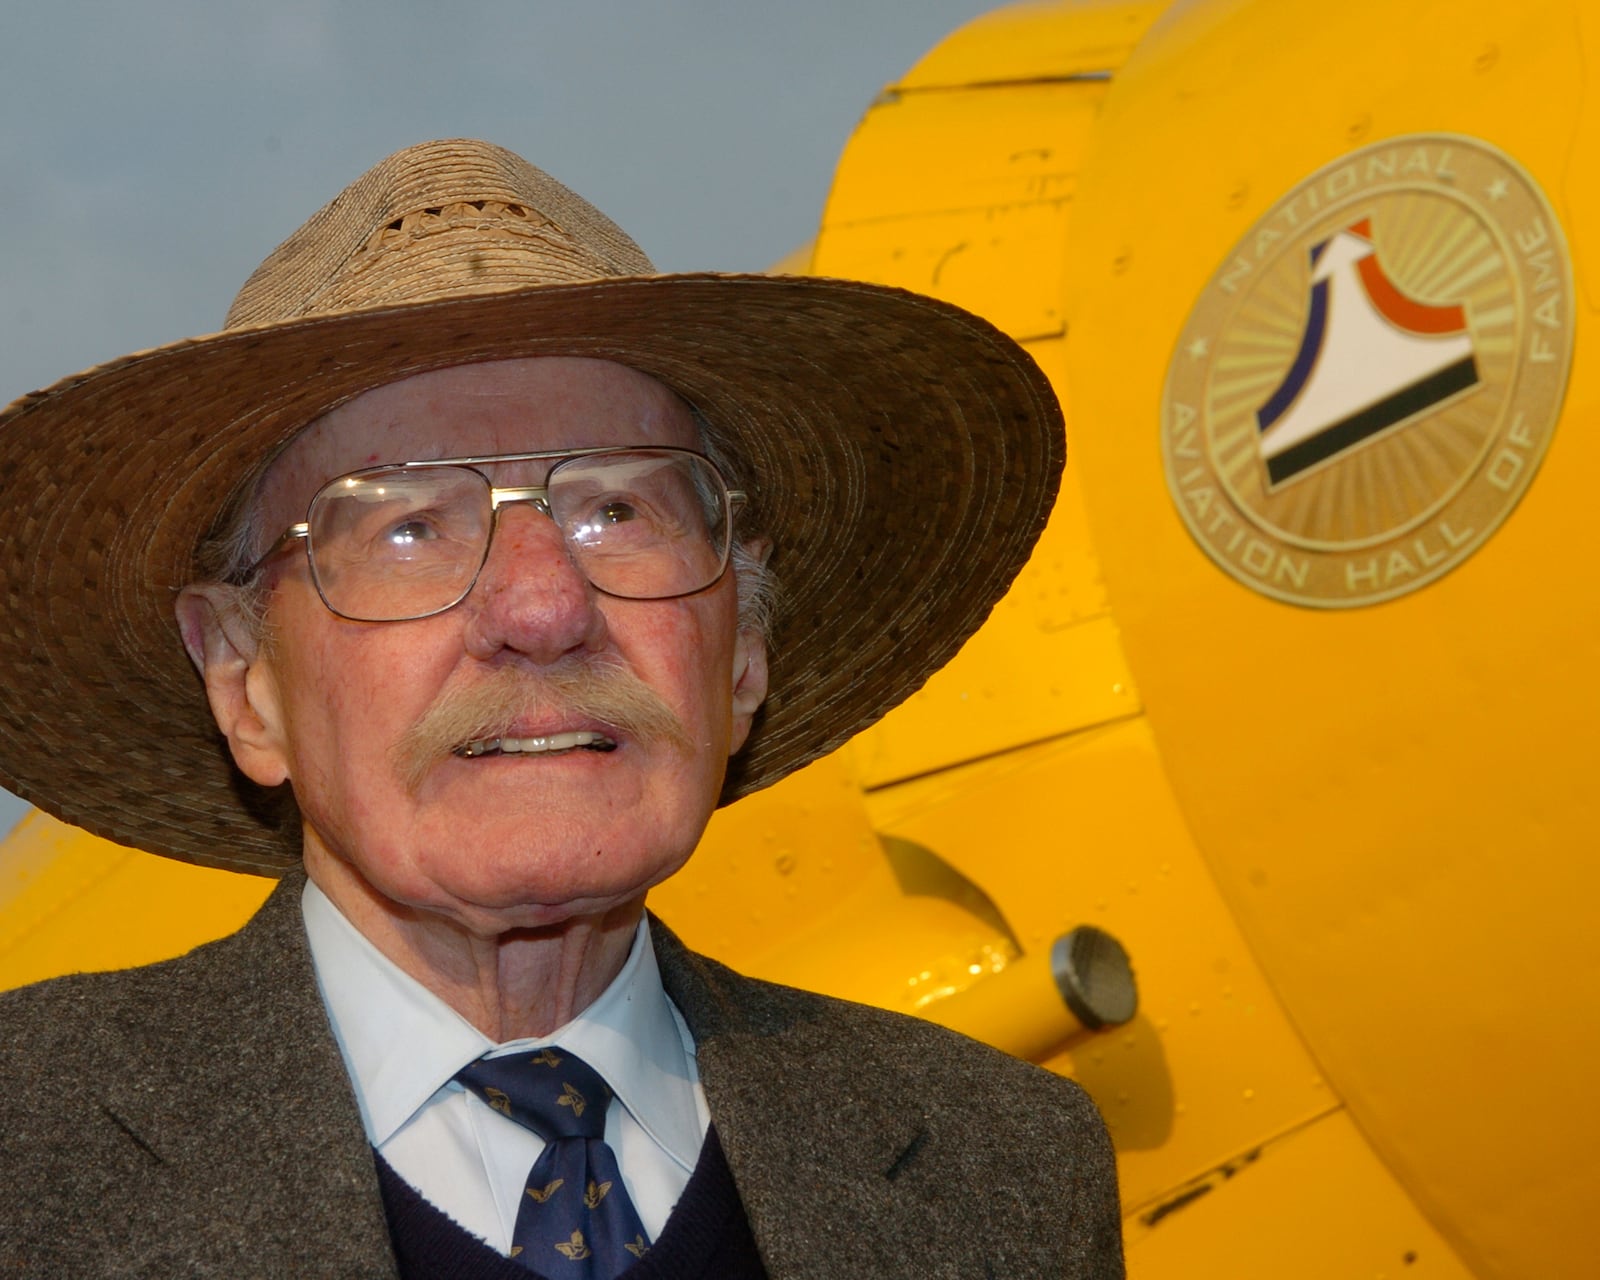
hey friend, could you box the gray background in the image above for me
[0,0,1003,838]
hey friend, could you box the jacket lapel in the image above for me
[653,920,975,1279]
[96,872,399,1276]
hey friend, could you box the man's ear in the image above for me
[728,625,769,756]
[174,584,290,787]
[727,536,772,755]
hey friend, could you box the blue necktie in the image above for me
[456,1047,651,1276]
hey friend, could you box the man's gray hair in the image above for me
[691,409,777,643]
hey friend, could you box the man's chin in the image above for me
[380,868,660,942]
[409,838,687,924]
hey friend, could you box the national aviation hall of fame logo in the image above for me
[1161,134,1573,608]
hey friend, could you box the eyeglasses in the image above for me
[246,447,746,622]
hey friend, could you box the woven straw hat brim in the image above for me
[0,272,1062,875]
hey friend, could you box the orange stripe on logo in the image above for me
[1357,254,1467,334]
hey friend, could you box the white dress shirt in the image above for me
[301,881,709,1251]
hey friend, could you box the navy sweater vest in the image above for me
[375,1125,768,1279]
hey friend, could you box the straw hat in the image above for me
[0,139,1062,875]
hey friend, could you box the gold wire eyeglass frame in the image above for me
[243,446,748,621]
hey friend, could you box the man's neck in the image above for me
[302,845,643,1040]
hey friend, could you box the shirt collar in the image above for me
[301,879,702,1171]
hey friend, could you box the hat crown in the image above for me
[225,139,655,330]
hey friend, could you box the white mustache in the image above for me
[391,657,691,792]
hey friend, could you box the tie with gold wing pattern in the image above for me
[456,1047,651,1277]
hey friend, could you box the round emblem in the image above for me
[1161,134,1573,607]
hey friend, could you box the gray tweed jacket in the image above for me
[0,874,1123,1278]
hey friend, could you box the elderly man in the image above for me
[0,140,1121,1277]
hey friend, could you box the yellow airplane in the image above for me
[2,2,1593,1276]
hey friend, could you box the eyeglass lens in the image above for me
[305,449,731,621]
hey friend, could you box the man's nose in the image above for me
[461,503,608,662]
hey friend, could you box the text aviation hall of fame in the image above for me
[1162,134,1573,608]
